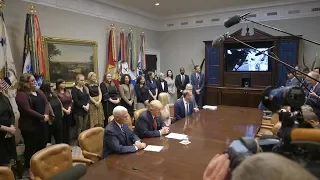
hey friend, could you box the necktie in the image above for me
[120,125,126,135]
[153,117,157,130]
[185,103,189,117]
[197,74,200,88]
[181,75,185,84]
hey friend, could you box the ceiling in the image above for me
[95,0,303,17]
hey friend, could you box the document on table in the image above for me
[203,105,217,111]
[144,145,164,152]
[165,133,188,140]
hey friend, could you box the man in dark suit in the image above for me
[103,106,146,158]
[134,100,169,138]
[190,65,205,108]
[305,71,320,120]
[285,71,300,87]
[156,72,168,94]
[174,90,195,121]
[175,67,190,98]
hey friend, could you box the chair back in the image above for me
[158,93,169,106]
[134,108,147,121]
[78,127,104,162]
[168,104,174,118]
[0,167,14,180]
[31,144,73,180]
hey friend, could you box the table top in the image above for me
[81,106,262,180]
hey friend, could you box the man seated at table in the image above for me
[184,83,199,112]
[103,106,146,158]
[174,90,195,121]
[134,100,170,138]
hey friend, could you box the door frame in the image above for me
[145,49,160,74]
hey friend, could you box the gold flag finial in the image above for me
[129,27,133,32]
[111,24,115,29]
[0,0,5,10]
[141,29,144,34]
[29,4,36,14]
[120,26,124,31]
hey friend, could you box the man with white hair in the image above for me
[102,106,146,158]
[184,83,199,112]
[305,71,320,119]
[134,100,170,138]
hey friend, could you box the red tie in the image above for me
[153,117,157,130]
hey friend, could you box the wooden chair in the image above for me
[0,167,14,180]
[78,127,104,163]
[158,93,169,106]
[30,144,93,180]
[256,113,281,138]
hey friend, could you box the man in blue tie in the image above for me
[191,65,205,108]
[174,90,195,121]
[285,71,300,87]
[305,71,320,119]
[102,106,146,158]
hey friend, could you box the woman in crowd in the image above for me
[135,75,150,109]
[165,70,176,104]
[100,73,120,126]
[55,79,72,144]
[40,81,63,144]
[119,74,135,117]
[86,72,104,128]
[16,73,50,179]
[146,71,158,101]
[71,74,90,136]
[0,85,17,166]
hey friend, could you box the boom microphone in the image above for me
[212,32,229,46]
[255,46,275,56]
[224,12,251,28]
[289,128,320,142]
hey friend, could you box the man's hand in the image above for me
[309,92,319,98]
[7,126,16,135]
[136,142,146,150]
[44,115,49,122]
[194,107,200,112]
[160,127,170,135]
[196,90,200,94]
[203,154,230,180]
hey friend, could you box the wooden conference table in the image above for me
[81,106,262,180]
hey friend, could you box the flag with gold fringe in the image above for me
[22,5,45,87]
[106,25,117,80]
[127,29,136,73]
[137,31,145,76]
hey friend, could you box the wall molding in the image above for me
[22,0,320,31]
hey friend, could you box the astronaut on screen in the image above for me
[228,48,269,72]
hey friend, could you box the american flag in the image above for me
[0,77,11,91]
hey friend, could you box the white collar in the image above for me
[313,82,319,89]
[115,121,123,129]
[183,98,188,105]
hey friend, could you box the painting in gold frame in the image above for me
[42,37,98,87]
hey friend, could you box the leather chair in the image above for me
[78,127,104,163]
[30,144,93,180]
[134,108,147,121]
[0,167,14,180]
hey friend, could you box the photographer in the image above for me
[203,153,317,180]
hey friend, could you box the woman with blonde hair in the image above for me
[15,73,50,179]
[71,74,90,136]
[100,73,120,126]
[86,72,104,128]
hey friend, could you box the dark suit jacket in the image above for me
[156,80,168,94]
[285,77,300,87]
[134,111,165,138]
[306,83,320,116]
[191,73,205,93]
[102,120,140,158]
[16,90,50,132]
[175,74,190,93]
[174,98,194,121]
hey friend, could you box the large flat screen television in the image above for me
[225,48,270,72]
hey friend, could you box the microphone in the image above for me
[224,12,251,28]
[255,46,275,56]
[50,164,87,180]
[212,32,229,46]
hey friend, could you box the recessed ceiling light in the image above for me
[155,3,160,6]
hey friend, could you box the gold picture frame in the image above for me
[42,37,98,87]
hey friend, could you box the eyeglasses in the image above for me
[29,79,36,83]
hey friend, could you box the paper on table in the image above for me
[165,133,188,140]
[144,145,164,152]
[203,105,217,111]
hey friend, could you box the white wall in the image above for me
[159,17,320,76]
[4,0,159,81]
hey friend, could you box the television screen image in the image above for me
[225,48,269,72]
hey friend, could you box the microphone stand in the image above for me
[243,18,320,46]
[226,34,320,85]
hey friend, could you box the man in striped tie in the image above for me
[102,106,146,158]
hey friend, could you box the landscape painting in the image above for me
[43,37,98,87]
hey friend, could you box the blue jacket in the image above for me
[134,111,165,138]
[174,98,194,121]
